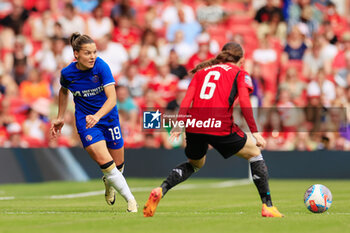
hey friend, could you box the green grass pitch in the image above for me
[0,179,349,233]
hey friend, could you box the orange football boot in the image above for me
[261,204,284,217]
[143,187,163,217]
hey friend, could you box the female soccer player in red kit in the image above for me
[143,42,284,218]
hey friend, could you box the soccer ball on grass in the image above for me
[304,184,332,213]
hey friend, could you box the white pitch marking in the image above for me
[50,190,104,199]
[49,179,251,199]
[0,196,15,200]
[3,211,82,215]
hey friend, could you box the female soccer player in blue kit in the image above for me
[50,33,137,212]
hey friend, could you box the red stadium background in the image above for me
[0,0,350,151]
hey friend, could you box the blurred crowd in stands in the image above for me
[0,0,350,150]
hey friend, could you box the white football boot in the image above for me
[102,176,116,205]
[127,199,138,213]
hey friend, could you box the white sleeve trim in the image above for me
[103,82,115,87]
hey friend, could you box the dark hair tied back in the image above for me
[70,32,94,51]
[190,42,244,74]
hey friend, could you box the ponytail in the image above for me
[70,32,81,47]
[190,42,244,75]
[190,58,221,74]
[70,32,94,52]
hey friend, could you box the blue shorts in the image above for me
[76,115,124,149]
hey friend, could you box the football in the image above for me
[304,184,333,213]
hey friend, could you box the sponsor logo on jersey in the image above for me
[143,110,161,129]
[72,85,104,97]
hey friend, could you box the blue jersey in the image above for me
[60,57,123,149]
[60,57,117,119]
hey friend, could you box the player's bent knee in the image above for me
[85,142,113,165]
[236,144,261,160]
[248,146,261,158]
[244,148,261,160]
[246,150,262,160]
[189,156,206,170]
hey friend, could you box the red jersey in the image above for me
[178,63,258,136]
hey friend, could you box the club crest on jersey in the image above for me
[244,75,253,87]
[92,75,100,83]
[85,135,93,141]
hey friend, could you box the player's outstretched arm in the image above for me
[86,85,116,129]
[237,73,258,133]
[51,87,69,138]
[237,76,266,148]
[237,73,267,148]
